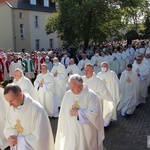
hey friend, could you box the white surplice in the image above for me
[97,69,121,120]
[117,70,138,116]
[13,75,40,103]
[34,71,57,117]
[55,85,104,150]
[0,88,9,150]
[3,94,54,150]
[132,62,149,105]
[82,73,115,127]
[91,55,101,74]
[66,64,80,76]
[78,58,91,75]
[9,61,22,78]
[111,53,120,75]
[51,63,67,107]
[143,57,150,86]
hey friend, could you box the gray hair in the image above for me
[68,74,83,84]
[14,68,24,75]
[84,63,94,68]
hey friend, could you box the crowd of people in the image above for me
[0,39,150,150]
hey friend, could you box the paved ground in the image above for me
[5,90,150,150]
[50,92,150,150]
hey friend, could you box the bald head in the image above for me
[14,68,23,81]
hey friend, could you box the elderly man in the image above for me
[78,53,91,75]
[34,63,58,117]
[23,53,35,81]
[55,74,104,150]
[3,84,54,150]
[34,51,45,74]
[13,68,40,103]
[51,57,67,107]
[82,64,115,127]
[97,62,121,121]
[91,50,101,74]
[44,56,53,72]
[0,86,9,150]
[132,55,149,106]
[9,54,23,80]
[66,58,80,76]
[117,64,138,116]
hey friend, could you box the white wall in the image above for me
[0,3,14,51]
[29,11,60,51]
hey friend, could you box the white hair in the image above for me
[14,68,24,75]
[68,74,83,84]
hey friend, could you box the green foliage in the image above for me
[144,15,150,39]
[45,0,150,48]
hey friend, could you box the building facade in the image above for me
[0,0,62,53]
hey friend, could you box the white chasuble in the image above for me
[117,70,138,115]
[97,69,121,120]
[0,88,9,150]
[4,94,54,150]
[82,73,115,126]
[55,85,104,150]
[34,71,55,116]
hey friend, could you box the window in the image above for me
[35,39,40,50]
[20,24,25,39]
[44,0,49,7]
[19,12,23,19]
[49,39,53,48]
[30,0,36,5]
[34,16,39,28]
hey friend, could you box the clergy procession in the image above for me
[0,39,150,150]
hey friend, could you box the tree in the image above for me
[143,15,150,39]
[45,0,124,49]
[45,0,149,49]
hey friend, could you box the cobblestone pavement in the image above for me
[50,93,150,150]
[4,93,150,150]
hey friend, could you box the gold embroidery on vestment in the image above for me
[136,68,140,73]
[40,78,44,84]
[103,78,107,84]
[126,77,131,83]
[72,101,80,109]
[14,119,24,134]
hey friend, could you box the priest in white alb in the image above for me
[132,55,149,106]
[91,50,101,74]
[9,54,23,80]
[78,53,91,75]
[97,62,121,121]
[0,86,9,150]
[13,68,40,103]
[66,58,80,76]
[55,74,104,150]
[117,64,138,116]
[34,63,58,117]
[3,84,54,150]
[51,57,67,107]
[82,64,115,127]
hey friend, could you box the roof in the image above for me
[6,0,56,13]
